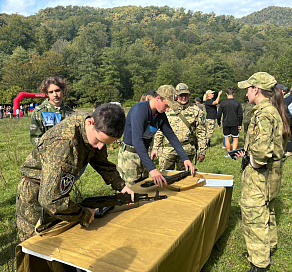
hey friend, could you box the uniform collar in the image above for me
[80,116,91,146]
[250,98,271,114]
[44,98,65,109]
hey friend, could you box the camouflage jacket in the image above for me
[153,102,207,155]
[244,99,284,166]
[30,99,74,147]
[242,103,255,125]
[21,113,125,224]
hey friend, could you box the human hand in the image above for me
[121,186,135,202]
[236,150,245,158]
[151,149,159,160]
[184,160,195,175]
[149,169,167,188]
[197,154,205,163]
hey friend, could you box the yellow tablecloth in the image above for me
[16,172,233,272]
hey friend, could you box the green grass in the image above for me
[0,111,291,271]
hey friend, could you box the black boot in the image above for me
[242,252,273,265]
[247,264,266,272]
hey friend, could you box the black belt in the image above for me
[121,142,137,153]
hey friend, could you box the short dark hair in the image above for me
[40,76,67,95]
[92,103,125,138]
[146,89,156,97]
[195,97,201,102]
[226,87,234,95]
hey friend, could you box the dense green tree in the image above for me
[0,5,291,107]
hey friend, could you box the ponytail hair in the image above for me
[261,86,291,140]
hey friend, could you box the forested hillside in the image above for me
[238,6,292,28]
[0,5,291,106]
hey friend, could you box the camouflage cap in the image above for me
[238,72,277,91]
[156,85,180,111]
[176,83,190,95]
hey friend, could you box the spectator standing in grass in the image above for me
[217,87,243,157]
[203,89,223,147]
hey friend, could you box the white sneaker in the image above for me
[224,154,230,158]
[222,146,226,149]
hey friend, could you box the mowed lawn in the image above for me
[0,109,291,271]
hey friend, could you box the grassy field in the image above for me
[0,110,291,271]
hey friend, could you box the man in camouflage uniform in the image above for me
[16,103,134,243]
[117,85,195,187]
[30,76,74,147]
[152,83,207,171]
[237,72,287,272]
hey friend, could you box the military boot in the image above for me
[247,264,265,272]
[242,252,273,265]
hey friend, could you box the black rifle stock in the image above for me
[140,170,192,187]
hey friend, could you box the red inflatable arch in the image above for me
[13,92,48,116]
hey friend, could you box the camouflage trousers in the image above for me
[159,144,196,171]
[117,144,149,186]
[15,177,42,242]
[206,119,216,142]
[240,164,279,268]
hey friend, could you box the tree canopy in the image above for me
[0,5,291,105]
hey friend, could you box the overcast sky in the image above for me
[0,0,291,18]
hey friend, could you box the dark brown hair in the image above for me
[261,86,291,140]
[92,103,125,138]
[40,76,67,95]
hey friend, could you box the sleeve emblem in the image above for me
[253,121,260,138]
[59,173,75,195]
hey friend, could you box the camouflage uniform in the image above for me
[240,98,284,268]
[117,144,149,186]
[153,103,207,170]
[205,119,216,142]
[16,113,125,242]
[30,99,74,147]
[242,103,255,141]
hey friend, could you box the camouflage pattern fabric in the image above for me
[153,102,206,170]
[238,72,277,91]
[243,103,255,141]
[117,145,148,186]
[30,99,74,147]
[206,118,216,142]
[240,98,284,268]
[16,113,125,242]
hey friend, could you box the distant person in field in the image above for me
[30,76,74,147]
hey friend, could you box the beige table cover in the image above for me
[16,172,233,272]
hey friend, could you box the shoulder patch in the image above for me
[253,121,260,138]
[59,173,75,195]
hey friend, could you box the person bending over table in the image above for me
[16,103,134,243]
[117,85,195,188]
